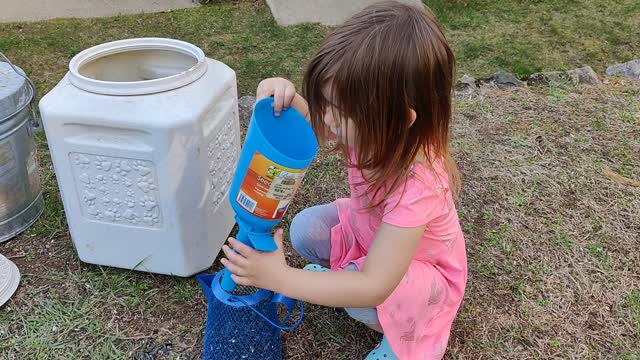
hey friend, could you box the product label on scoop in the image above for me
[236,152,306,220]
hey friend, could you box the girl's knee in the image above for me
[289,210,309,254]
[289,205,336,262]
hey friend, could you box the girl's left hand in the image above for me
[221,229,290,291]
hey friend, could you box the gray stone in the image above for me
[266,0,423,26]
[528,66,600,86]
[605,60,640,80]
[0,0,197,22]
[527,71,579,87]
[454,74,478,95]
[490,71,526,89]
[238,96,256,128]
[570,66,601,85]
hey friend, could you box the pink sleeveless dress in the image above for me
[329,156,467,359]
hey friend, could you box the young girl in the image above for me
[221,2,467,359]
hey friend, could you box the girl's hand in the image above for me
[221,229,290,291]
[256,78,297,116]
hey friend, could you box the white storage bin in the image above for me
[39,38,240,276]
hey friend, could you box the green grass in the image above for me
[426,0,640,76]
[0,2,329,97]
[0,269,145,358]
[625,290,640,336]
[0,266,186,358]
[477,260,497,277]
[586,241,612,271]
[483,224,515,256]
[546,86,570,102]
[510,135,527,147]
[0,0,638,99]
[592,118,607,131]
[1,295,127,359]
[510,191,530,208]
[173,278,199,302]
[553,231,575,249]
[428,0,640,77]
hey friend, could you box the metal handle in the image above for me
[0,51,42,135]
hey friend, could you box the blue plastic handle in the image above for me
[234,293,305,332]
[199,272,272,308]
[199,272,304,332]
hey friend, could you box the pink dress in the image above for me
[329,156,467,360]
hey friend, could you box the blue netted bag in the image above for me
[197,272,303,360]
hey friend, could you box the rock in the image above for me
[570,66,601,85]
[266,0,423,26]
[454,74,478,95]
[605,59,640,80]
[528,71,579,86]
[490,71,526,89]
[528,66,600,86]
[238,96,256,127]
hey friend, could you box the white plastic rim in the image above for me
[0,254,20,307]
[68,38,208,96]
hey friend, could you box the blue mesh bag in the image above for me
[197,272,304,360]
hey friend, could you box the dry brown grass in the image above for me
[444,80,640,358]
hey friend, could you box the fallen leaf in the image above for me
[602,167,640,187]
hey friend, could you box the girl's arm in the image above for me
[222,223,424,308]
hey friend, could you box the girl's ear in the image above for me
[409,108,417,127]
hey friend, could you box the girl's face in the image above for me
[323,107,356,146]
[322,84,357,146]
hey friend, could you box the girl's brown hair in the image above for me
[302,1,460,206]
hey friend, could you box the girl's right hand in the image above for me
[256,77,297,117]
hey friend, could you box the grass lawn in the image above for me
[1,1,639,359]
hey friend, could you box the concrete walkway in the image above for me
[266,0,423,26]
[0,0,197,23]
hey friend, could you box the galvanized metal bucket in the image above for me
[0,52,44,242]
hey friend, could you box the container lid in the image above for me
[68,38,208,96]
[0,62,31,122]
[0,254,21,307]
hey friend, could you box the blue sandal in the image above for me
[303,264,330,272]
[365,336,398,360]
[304,264,396,359]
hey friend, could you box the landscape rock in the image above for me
[528,66,600,86]
[454,74,478,95]
[605,60,640,80]
[238,96,256,127]
[528,71,579,86]
[489,71,527,89]
[570,66,601,85]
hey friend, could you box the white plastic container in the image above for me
[39,38,240,276]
